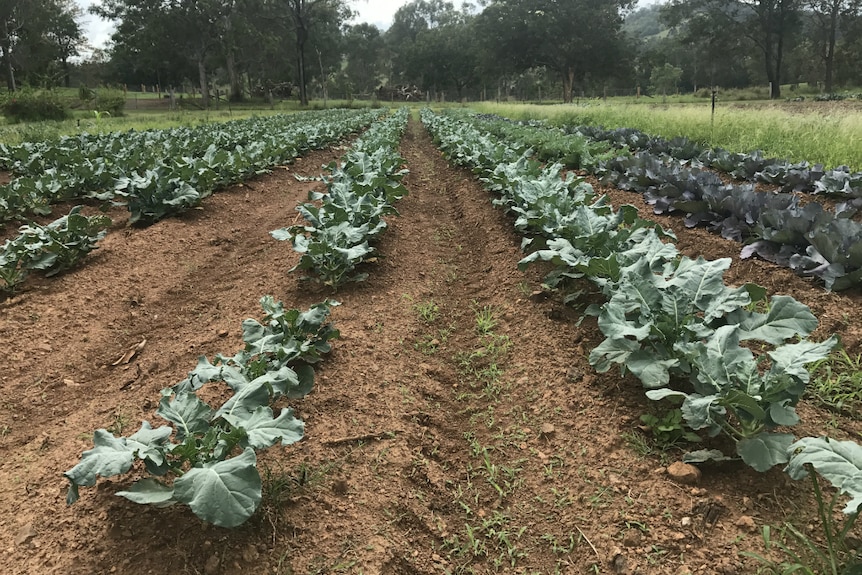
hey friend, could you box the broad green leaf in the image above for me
[768,336,839,383]
[730,295,819,344]
[786,437,862,514]
[173,448,262,528]
[737,433,795,472]
[157,392,214,441]
[64,430,137,504]
[127,421,173,467]
[588,337,639,372]
[681,394,725,435]
[768,400,800,427]
[683,449,735,464]
[116,478,176,507]
[690,325,755,392]
[270,228,292,241]
[223,406,304,449]
[626,351,678,388]
[662,257,732,312]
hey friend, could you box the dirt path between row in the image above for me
[0,116,859,575]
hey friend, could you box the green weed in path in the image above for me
[808,349,862,416]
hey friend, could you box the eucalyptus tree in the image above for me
[0,0,82,90]
[94,0,236,106]
[475,0,634,103]
[342,23,385,96]
[281,0,351,105]
[665,0,801,99]
[806,0,862,91]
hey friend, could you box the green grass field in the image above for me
[471,100,862,170]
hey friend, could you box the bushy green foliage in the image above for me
[94,89,127,116]
[0,89,69,123]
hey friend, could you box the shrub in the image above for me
[94,88,126,116]
[0,89,69,123]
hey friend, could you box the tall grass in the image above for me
[471,101,862,171]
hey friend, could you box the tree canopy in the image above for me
[4,0,862,101]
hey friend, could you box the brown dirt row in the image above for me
[0,116,858,575]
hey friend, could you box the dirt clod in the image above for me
[667,461,702,485]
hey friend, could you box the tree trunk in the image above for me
[773,27,784,99]
[1,19,15,92]
[226,48,242,101]
[824,2,838,93]
[296,23,308,105]
[63,58,70,88]
[198,57,209,108]
[562,66,575,103]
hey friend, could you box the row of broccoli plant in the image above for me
[63,112,413,528]
[271,108,410,288]
[462,112,862,292]
[0,206,111,297]
[64,297,340,528]
[421,108,862,519]
[0,108,380,226]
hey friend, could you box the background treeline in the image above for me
[3,0,862,104]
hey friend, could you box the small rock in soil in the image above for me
[15,523,37,546]
[204,554,219,575]
[242,544,259,562]
[566,367,583,382]
[621,529,642,547]
[540,423,555,437]
[667,461,701,485]
[611,550,630,574]
[734,515,757,532]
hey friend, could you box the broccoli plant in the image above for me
[64,298,340,528]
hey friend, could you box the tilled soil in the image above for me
[0,116,860,575]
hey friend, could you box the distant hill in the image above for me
[624,3,668,42]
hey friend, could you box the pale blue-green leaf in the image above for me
[223,406,305,449]
[626,351,678,389]
[768,336,839,383]
[681,394,725,433]
[769,400,800,427]
[116,478,176,507]
[737,433,795,472]
[157,392,213,441]
[645,388,688,402]
[64,430,136,504]
[662,257,732,311]
[731,295,819,344]
[786,436,862,514]
[173,448,262,528]
[588,337,639,372]
[127,421,173,467]
[683,449,735,464]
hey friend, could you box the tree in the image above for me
[649,62,683,95]
[665,0,801,99]
[283,0,350,105]
[0,0,82,90]
[475,0,634,103]
[806,0,862,91]
[342,23,384,96]
[94,0,235,107]
[657,1,754,91]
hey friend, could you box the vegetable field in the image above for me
[0,110,860,575]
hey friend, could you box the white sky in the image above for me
[75,0,658,59]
